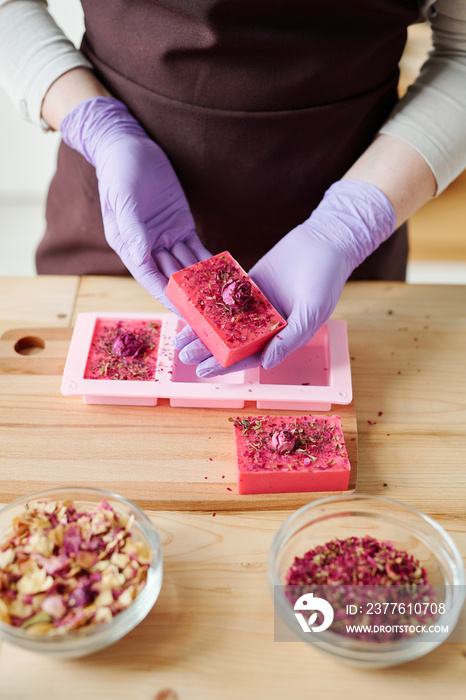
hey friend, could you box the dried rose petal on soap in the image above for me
[271,429,296,455]
[221,278,253,309]
[0,498,152,636]
[112,331,145,358]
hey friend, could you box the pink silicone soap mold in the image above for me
[61,312,352,410]
[166,251,287,367]
[232,415,351,495]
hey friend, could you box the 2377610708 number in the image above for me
[347,601,446,616]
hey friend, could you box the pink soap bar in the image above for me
[84,318,161,381]
[232,415,351,495]
[166,251,287,368]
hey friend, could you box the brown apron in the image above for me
[37,0,419,279]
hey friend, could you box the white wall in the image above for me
[0,0,85,202]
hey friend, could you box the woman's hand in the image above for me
[59,96,211,311]
[174,179,396,377]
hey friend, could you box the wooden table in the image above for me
[0,276,465,699]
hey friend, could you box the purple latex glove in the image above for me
[174,179,396,376]
[60,96,211,311]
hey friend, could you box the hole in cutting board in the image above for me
[14,336,45,355]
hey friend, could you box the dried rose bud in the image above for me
[271,429,296,454]
[112,332,145,358]
[221,278,253,308]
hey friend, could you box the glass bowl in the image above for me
[0,487,163,658]
[269,494,465,668]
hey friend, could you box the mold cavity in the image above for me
[171,353,244,385]
[259,329,330,387]
[14,336,45,356]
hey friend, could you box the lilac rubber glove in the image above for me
[60,96,211,311]
[174,179,396,376]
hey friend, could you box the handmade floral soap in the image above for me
[232,415,351,494]
[84,318,161,380]
[166,251,287,367]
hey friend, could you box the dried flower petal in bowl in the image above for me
[0,488,163,657]
[269,494,465,668]
[284,535,438,643]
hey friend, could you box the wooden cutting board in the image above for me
[0,327,357,511]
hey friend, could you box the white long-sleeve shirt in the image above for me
[0,0,465,194]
